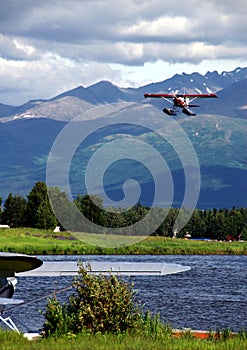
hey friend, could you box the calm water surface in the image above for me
[7,255,247,333]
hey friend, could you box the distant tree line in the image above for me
[0,181,246,241]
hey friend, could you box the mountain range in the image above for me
[0,67,247,209]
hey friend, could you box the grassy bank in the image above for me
[0,228,246,255]
[0,329,247,350]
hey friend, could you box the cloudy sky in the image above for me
[0,0,246,105]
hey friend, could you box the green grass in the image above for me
[0,228,246,255]
[0,329,247,350]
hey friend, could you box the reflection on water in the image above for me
[7,255,247,333]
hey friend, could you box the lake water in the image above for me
[7,254,247,333]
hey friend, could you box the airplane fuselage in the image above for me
[173,97,188,108]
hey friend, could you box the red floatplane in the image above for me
[144,92,218,116]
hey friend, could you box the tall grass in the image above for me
[0,329,246,350]
[0,228,246,255]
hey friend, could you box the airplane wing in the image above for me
[0,253,190,277]
[144,93,175,98]
[144,93,217,99]
[16,261,191,277]
[176,93,218,98]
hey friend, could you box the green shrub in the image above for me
[43,263,143,337]
[43,298,62,336]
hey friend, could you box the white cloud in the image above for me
[0,55,122,105]
[120,16,189,41]
[0,0,246,104]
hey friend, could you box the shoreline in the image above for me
[0,228,246,256]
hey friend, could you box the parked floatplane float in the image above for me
[0,252,190,333]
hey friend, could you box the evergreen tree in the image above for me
[2,193,27,227]
[105,209,127,228]
[75,194,106,228]
[184,210,207,238]
[36,198,58,229]
[158,208,179,237]
[26,181,56,229]
[48,186,76,231]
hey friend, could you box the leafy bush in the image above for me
[43,298,70,337]
[43,263,143,337]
